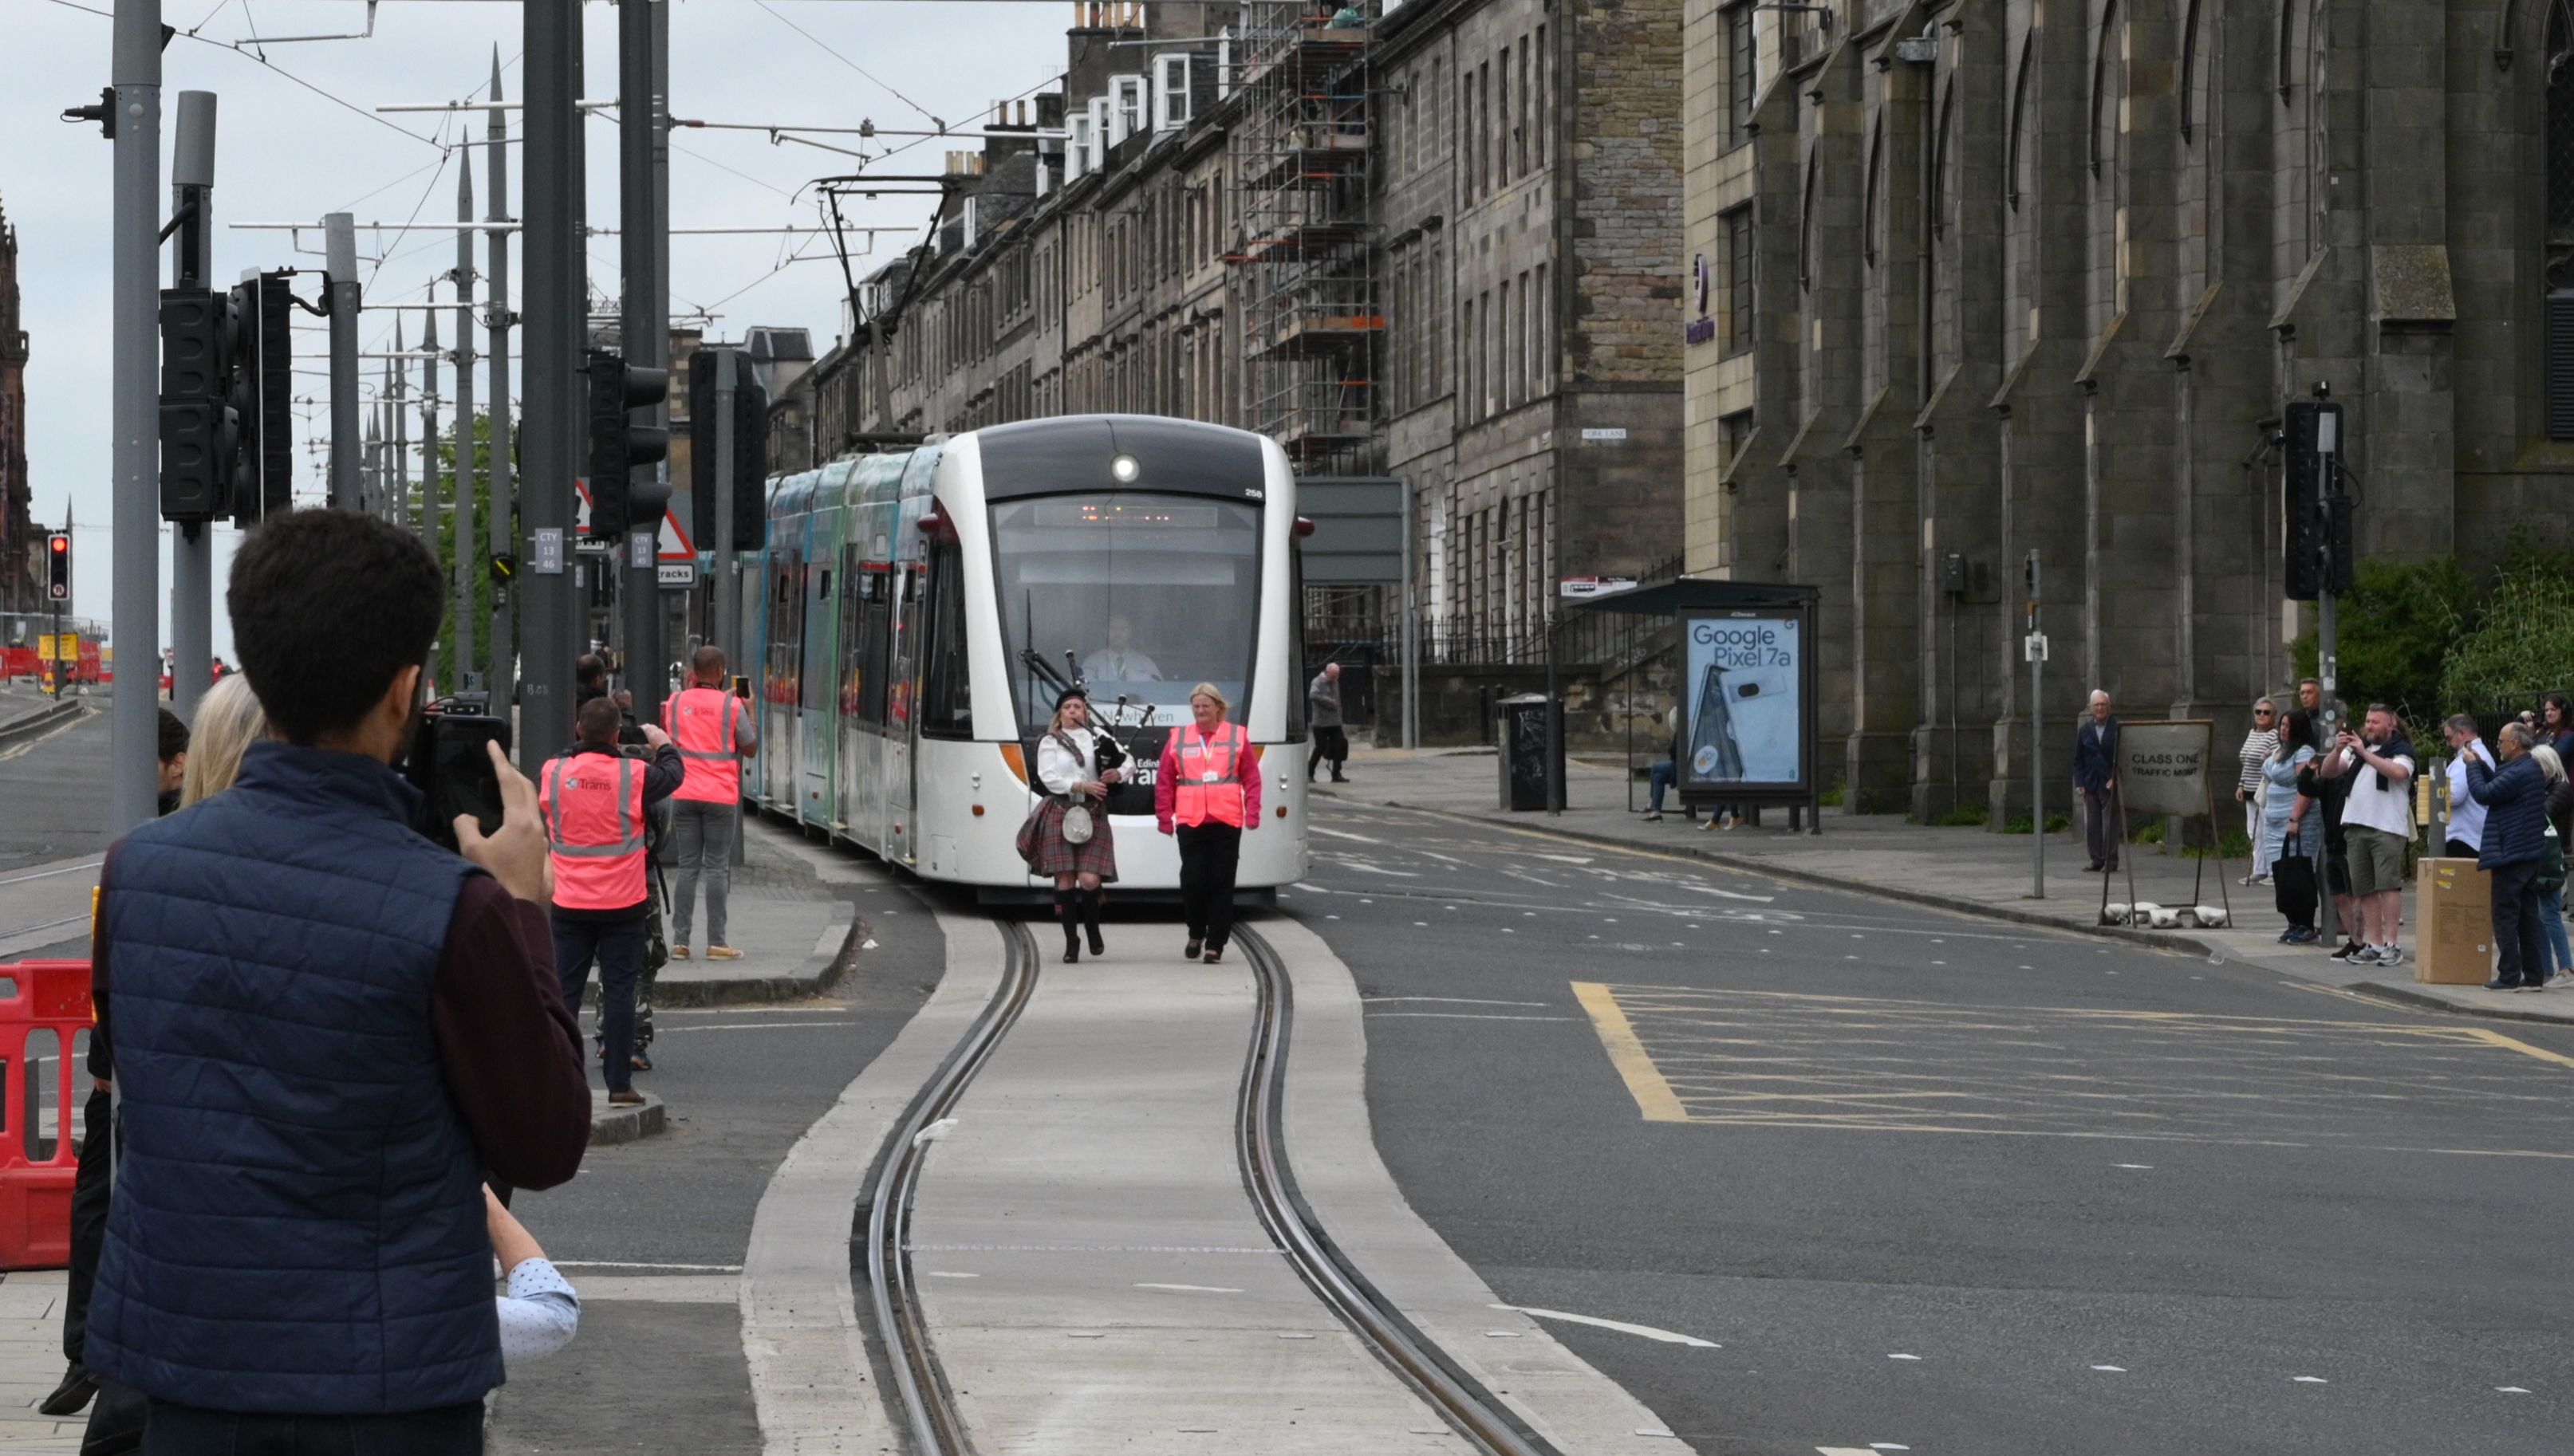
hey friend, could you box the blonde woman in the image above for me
[1151,683,1263,964]
[179,673,273,806]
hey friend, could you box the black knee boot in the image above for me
[1055,889,1081,962]
[1084,889,1107,957]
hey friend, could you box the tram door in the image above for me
[884,562,918,861]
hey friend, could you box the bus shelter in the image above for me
[1570,577,1823,833]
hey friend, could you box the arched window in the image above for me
[1930,78,1956,238]
[1862,110,1885,267]
[2180,0,2205,143]
[2089,0,2119,177]
[2544,0,2574,437]
[1798,149,1819,291]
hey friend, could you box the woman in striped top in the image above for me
[2237,698,2282,884]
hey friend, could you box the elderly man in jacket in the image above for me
[2074,691,2119,872]
[2466,722,2552,992]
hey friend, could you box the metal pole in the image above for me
[362,417,379,517]
[1400,476,1418,750]
[521,0,579,766]
[110,0,164,832]
[487,47,518,722]
[2316,458,2341,944]
[621,0,668,721]
[420,307,443,698]
[392,319,411,534]
[325,214,361,509]
[1543,605,1562,814]
[452,159,478,689]
[168,89,215,725]
[713,348,746,868]
[2028,549,2044,900]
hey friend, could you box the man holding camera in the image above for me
[85,509,592,1450]
[544,695,684,1105]
[662,645,758,961]
[2319,704,2417,966]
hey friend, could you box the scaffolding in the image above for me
[1230,0,1378,472]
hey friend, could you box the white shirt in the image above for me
[498,1257,580,1364]
[1036,726,1102,796]
[1081,647,1163,683]
[2443,739,2491,850]
[2336,741,2417,837]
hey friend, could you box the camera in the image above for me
[405,693,513,852]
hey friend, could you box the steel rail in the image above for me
[864,918,1039,1456]
[1232,926,1556,1456]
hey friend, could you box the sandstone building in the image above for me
[1683,0,2574,819]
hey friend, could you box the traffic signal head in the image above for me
[586,350,672,541]
[158,287,235,521]
[688,349,770,553]
[228,273,296,525]
[45,533,70,602]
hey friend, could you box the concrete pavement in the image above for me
[1318,745,2574,1025]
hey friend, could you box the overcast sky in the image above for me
[9,0,1071,659]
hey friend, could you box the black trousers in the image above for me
[2081,786,2119,866]
[1307,727,1348,778]
[554,912,644,1094]
[65,1083,112,1363]
[141,1399,482,1456]
[1177,823,1243,951]
[2490,859,2546,986]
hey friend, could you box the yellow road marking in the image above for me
[2464,1026,2574,1071]
[1571,981,1687,1123]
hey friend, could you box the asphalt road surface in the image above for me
[1287,803,2574,1456]
[0,703,113,876]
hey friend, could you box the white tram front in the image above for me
[744,415,1313,900]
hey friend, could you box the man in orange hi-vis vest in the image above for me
[660,644,760,960]
[544,695,684,1105]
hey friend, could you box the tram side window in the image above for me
[919,541,974,739]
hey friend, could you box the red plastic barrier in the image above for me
[0,961,92,1269]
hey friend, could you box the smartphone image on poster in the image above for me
[1689,663,1744,781]
[1720,666,1798,782]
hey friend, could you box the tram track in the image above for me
[863,915,1554,1456]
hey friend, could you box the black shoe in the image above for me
[1331,773,1348,783]
[630,1051,652,1073]
[2083,861,2104,873]
[2484,977,2521,990]
[1185,939,1204,961]
[1063,935,1081,964]
[2520,980,2547,993]
[1644,811,1664,823]
[1201,946,1226,965]
[1084,891,1107,956]
[38,1364,95,1418]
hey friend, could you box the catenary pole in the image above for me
[453,159,478,688]
[392,320,410,534]
[520,0,580,765]
[168,89,215,723]
[1400,476,1417,750]
[325,213,361,508]
[420,308,440,551]
[487,48,518,723]
[712,347,744,869]
[2027,549,2044,900]
[621,0,668,720]
[110,0,163,832]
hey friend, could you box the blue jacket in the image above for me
[87,741,501,1414]
[2073,716,2119,791]
[2466,753,2549,870]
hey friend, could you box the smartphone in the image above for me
[408,711,513,852]
[1688,663,1744,781]
[732,674,752,701]
[1720,666,1799,782]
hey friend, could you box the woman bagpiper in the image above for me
[1153,683,1265,964]
[1027,684,1122,962]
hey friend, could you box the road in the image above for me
[1291,803,2574,1456]
[0,702,112,878]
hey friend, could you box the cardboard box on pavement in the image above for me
[2416,857,2492,985]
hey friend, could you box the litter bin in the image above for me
[1496,693,1563,812]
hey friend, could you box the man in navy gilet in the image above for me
[85,510,593,1453]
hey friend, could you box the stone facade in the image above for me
[778,0,1685,651]
[1683,0,2574,820]
[0,196,36,615]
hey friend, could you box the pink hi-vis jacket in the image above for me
[1154,722,1266,834]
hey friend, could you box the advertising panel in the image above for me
[2112,720,2215,820]
[1680,610,1805,789]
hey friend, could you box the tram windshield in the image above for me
[989,492,1263,735]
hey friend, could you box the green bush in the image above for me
[2441,556,2574,711]
[1932,804,1989,828]
[2290,556,2474,726]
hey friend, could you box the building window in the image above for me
[1721,206,1754,356]
[1862,109,1884,268]
[1720,410,1754,471]
[2548,0,2574,439]
[1498,46,1513,185]
[1725,4,1756,148]
[1534,26,1548,167]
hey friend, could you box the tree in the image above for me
[2290,557,2474,728]
[431,414,503,695]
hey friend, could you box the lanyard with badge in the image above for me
[1192,726,1228,785]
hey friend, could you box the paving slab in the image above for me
[1320,745,2574,1026]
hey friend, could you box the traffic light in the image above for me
[2282,401,2349,600]
[227,272,296,525]
[158,286,235,521]
[585,349,671,541]
[688,351,770,553]
[45,533,70,602]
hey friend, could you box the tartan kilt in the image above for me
[1018,795,1120,880]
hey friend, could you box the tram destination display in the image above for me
[1680,610,1806,789]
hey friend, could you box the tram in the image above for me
[740,414,1313,899]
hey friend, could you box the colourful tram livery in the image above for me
[740,415,1314,899]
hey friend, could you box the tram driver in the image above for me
[1080,614,1164,685]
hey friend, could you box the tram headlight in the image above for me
[1110,453,1140,483]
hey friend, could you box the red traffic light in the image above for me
[49,535,68,554]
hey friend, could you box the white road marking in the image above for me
[1135,1282,1243,1294]
[923,1271,980,1279]
[1368,996,1555,1007]
[1492,1303,1719,1348]
[2292,1375,2328,1383]
[1530,853,1595,864]
[1819,1449,1884,1456]
[1311,827,1391,844]
[553,1260,743,1272]
[1887,1353,1922,1361]
[2497,1386,2532,1394]
[2115,1163,2153,1171]
[1371,1012,1580,1022]
[1326,856,1421,877]
[2090,1364,2126,1372]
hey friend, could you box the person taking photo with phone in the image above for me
[83,509,592,1454]
[544,695,684,1104]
